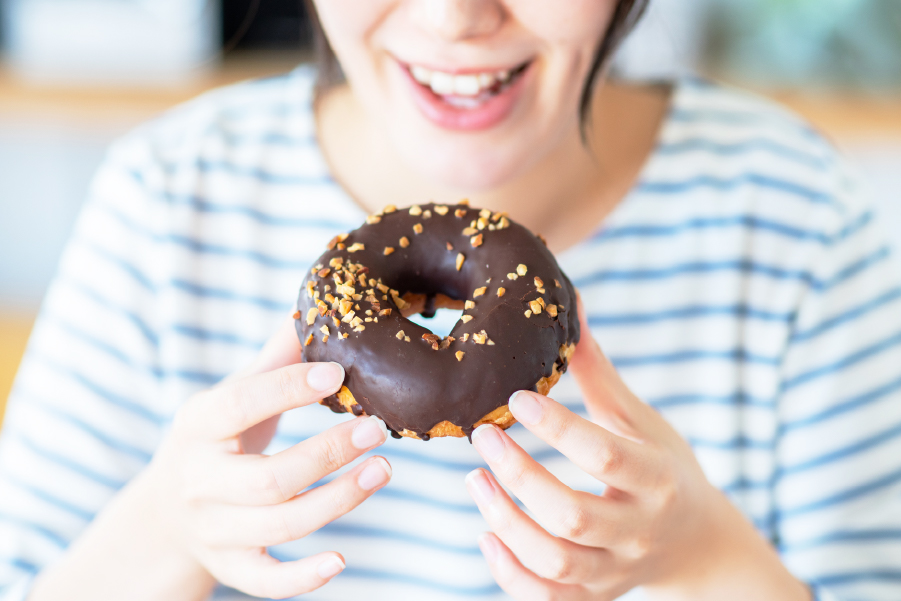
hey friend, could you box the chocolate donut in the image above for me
[295,201,579,440]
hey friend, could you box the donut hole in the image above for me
[407,308,465,338]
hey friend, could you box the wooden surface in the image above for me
[0,315,34,427]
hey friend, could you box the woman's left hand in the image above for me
[466,299,811,601]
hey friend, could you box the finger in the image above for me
[471,424,628,547]
[478,532,588,600]
[466,468,613,584]
[508,391,659,492]
[199,456,392,547]
[212,549,345,599]
[571,293,649,437]
[187,415,389,505]
[177,361,345,441]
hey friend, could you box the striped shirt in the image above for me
[2,66,901,601]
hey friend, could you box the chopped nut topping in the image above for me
[499,217,511,229]
[329,257,343,269]
[339,299,353,316]
[491,211,507,222]
[473,332,488,345]
[479,209,491,219]
[322,334,329,343]
[461,333,470,342]
[292,310,301,320]
[305,281,315,298]
[461,315,473,323]
[339,233,350,242]
[525,310,533,318]
[465,300,475,309]
[488,224,496,231]
[534,276,544,289]
[487,340,495,346]
[332,316,341,327]
[383,204,397,214]
[317,301,329,316]
[327,236,340,250]
[336,284,355,297]
[366,215,382,224]
[365,310,373,316]
[462,227,478,236]
[454,208,467,218]
[470,234,483,247]
[409,205,422,216]
[399,236,410,248]
[507,273,519,280]
[311,267,319,275]
[377,283,389,293]
[422,333,441,350]
[324,293,336,304]
[384,247,395,256]
[536,297,546,308]
[555,279,562,288]
[324,284,331,292]
[547,305,559,317]
[351,316,364,327]
[353,294,362,301]
[439,337,454,350]
[404,336,411,342]
[473,287,487,298]
[434,205,449,215]
[369,278,377,287]
[529,299,543,314]
[353,325,366,333]
[413,223,423,234]
[304,333,314,346]
[347,243,365,253]
[319,325,329,335]
[477,217,488,230]
[456,253,465,271]
[458,199,470,206]
[537,234,548,246]
[558,304,565,312]
[497,287,506,297]
[341,311,356,323]
[379,308,393,317]
[396,330,405,340]
[305,308,318,325]
[358,274,368,287]
[516,264,528,276]
[423,210,432,219]
[456,351,465,361]
[340,332,349,339]
[365,317,373,322]
[336,243,346,250]
[446,241,454,251]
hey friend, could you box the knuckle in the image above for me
[274,366,306,400]
[557,501,591,541]
[253,463,292,504]
[265,509,300,545]
[541,546,575,581]
[312,435,350,475]
[598,441,625,476]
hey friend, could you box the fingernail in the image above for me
[316,555,345,579]
[509,391,543,425]
[471,424,505,461]
[352,416,388,449]
[358,457,391,491]
[478,533,499,564]
[307,362,344,392]
[465,469,496,506]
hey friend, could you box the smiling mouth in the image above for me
[405,61,532,109]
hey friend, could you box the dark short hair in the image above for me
[303,0,649,134]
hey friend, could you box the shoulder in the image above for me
[649,77,869,237]
[105,65,319,172]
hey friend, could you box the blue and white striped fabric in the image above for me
[2,66,900,601]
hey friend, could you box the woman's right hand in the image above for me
[148,317,392,599]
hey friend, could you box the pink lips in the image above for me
[400,62,531,131]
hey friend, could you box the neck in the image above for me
[316,80,671,253]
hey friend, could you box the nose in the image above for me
[412,0,505,42]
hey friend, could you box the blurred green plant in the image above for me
[707,0,901,89]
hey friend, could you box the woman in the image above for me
[2,1,900,600]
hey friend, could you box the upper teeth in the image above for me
[410,65,512,97]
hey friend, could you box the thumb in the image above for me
[570,293,645,439]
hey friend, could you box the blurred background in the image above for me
[1,0,900,421]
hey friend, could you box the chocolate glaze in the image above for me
[296,202,580,440]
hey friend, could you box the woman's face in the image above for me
[313,0,616,191]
